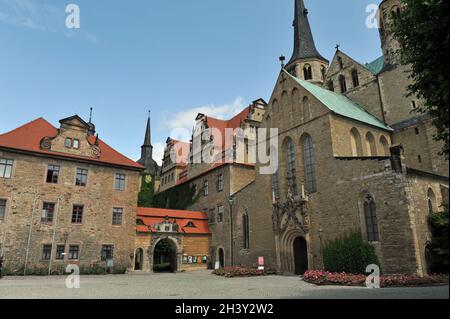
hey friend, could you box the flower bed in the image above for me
[212,266,276,278]
[303,270,449,288]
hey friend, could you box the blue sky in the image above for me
[0,0,382,164]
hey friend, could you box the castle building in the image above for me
[158,0,448,276]
[0,115,144,273]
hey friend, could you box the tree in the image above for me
[138,174,154,207]
[391,0,449,158]
[428,208,449,274]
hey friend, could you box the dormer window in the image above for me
[65,138,72,148]
[73,139,80,149]
[185,221,196,228]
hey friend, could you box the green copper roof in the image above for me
[364,56,385,75]
[284,70,392,131]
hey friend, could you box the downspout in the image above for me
[24,191,39,275]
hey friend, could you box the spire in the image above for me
[143,110,151,146]
[288,0,327,65]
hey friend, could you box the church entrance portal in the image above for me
[153,239,177,272]
[293,237,308,275]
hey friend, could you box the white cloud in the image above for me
[165,97,246,133]
[0,0,97,43]
[152,142,165,166]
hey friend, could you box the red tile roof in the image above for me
[136,207,211,235]
[0,117,144,170]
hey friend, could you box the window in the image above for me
[56,245,65,260]
[46,165,60,184]
[351,70,359,87]
[415,127,420,135]
[75,168,88,186]
[271,147,280,201]
[243,212,250,249]
[203,180,209,197]
[41,202,55,224]
[0,158,13,179]
[185,221,196,228]
[418,155,422,163]
[112,208,123,225]
[65,138,72,148]
[71,205,84,224]
[364,195,379,242]
[216,174,224,192]
[328,81,334,92]
[303,135,317,194]
[73,139,80,149]
[42,245,52,260]
[285,138,298,196]
[427,188,436,214]
[339,75,347,93]
[217,205,224,223]
[101,245,114,261]
[68,245,79,260]
[208,209,216,224]
[411,100,417,109]
[115,173,126,191]
[303,65,312,80]
[0,199,6,221]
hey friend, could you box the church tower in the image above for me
[378,0,402,65]
[285,0,328,84]
[138,112,160,178]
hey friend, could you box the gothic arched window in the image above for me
[303,65,313,80]
[285,138,298,196]
[271,147,280,201]
[339,75,347,93]
[364,195,379,242]
[427,188,436,214]
[302,134,317,193]
[243,212,250,249]
[328,81,334,92]
[351,69,359,87]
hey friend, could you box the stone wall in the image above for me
[0,149,140,273]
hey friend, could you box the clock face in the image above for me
[145,175,152,183]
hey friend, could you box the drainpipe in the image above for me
[48,196,63,275]
[228,195,234,266]
[24,191,39,276]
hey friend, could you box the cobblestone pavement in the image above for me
[0,270,448,299]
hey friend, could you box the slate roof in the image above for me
[284,70,392,131]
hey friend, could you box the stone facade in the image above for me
[0,116,143,274]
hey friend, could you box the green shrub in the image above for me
[322,233,379,274]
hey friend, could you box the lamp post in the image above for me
[228,195,234,267]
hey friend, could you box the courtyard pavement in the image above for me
[0,270,448,299]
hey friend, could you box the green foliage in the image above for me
[391,0,449,158]
[153,182,199,210]
[138,174,154,207]
[428,209,449,274]
[322,233,380,274]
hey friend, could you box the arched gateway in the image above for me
[153,238,178,272]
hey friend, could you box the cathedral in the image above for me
[157,0,449,276]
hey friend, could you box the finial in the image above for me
[335,44,340,51]
[95,133,99,146]
[279,55,286,68]
[89,107,93,123]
